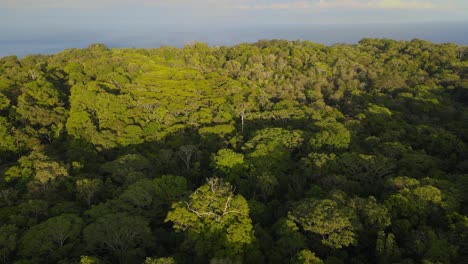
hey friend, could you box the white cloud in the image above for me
[237,1,310,10]
[0,0,243,9]
[230,0,456,11]
[317,0,454,9]
[0,0,460,10]
[1,0,124,8]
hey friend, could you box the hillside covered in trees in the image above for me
[0,39,467,264]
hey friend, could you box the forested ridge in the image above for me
[0,38,467,264]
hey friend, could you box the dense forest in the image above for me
[0,38,467,264]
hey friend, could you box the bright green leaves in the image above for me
[367,104,393,116]
[413,185,443,204]
[384,178,445,223]
[79,256,102,264]
[198,124,235,137]
[0,92,9,110]
[293,249,324,264]
[64,51,234,149]
[0,117,17,155]
[289,197,358,249]
[212,149,246,175]
[64,62,89,85]
[165,178,254,259]
[0,39,466,264]
[309,119,350,151]
[144,257,176,264]
[356,196,391,227]
[66,82,139,148]
[288,191,390,252]
[16,79,66,129]
[5,151,68,192]
[244,128,304,153]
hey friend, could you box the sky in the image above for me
[1,0,467,56]
[1,0,467,27]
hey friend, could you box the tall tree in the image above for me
[166,178,254,260]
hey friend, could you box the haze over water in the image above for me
[1,0,468,57]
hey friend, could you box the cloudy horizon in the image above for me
[1,0,467,57]
[2,0,467,24]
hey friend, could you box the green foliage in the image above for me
[0,39,467,264]
[0,224,17,263]
[289,197,358,248]
[5,151,69,192]
[144,257,176,264]
[119,179,155,210]
[309,119,351,151]
[76,178,102,206]
[165,178,254,259]
[153,175,187,205]
[19,214,82,260]
[100,154,151,185]
[79,255,102,264]
[293,249,324,264]
[0,117,17,155]
[212,149,245,171]
[84,213,152,263]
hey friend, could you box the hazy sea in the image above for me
[1,22,467,58]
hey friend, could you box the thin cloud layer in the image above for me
[2,0,122,9]
[317,0,450,9]
[1,0,459,10]
[237,0,456,10]
[237,1,310,10]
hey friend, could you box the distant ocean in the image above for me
[1,22,467,58]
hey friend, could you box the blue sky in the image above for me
[1,0,467,28]
[1,0,467,57]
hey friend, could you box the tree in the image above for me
[5,151,69,193]
[119,179,155,210]
[293,249,324,264]
[16,78,67,142]
[212,149,247,188]
[76,178,102,206]
[309,119,351,151]
[289,197,358,249]
[165,178,254,260]
[177,145,198,172]
[17,199,48,225]
[0,225,17,263]
[84,213,152,264]
[376,231,401,263]
[80,255,102,264]
[144,257,176,264]
[153,175,187,205]
[351,196,391,231]
[212,149,245,174]
[270,218,307,262]
[100,154,151,185]
[20,214,83,260]
[243,128,304,199]
[0,117,17,157]
[0,38,467,264]
[32,157,69,192]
